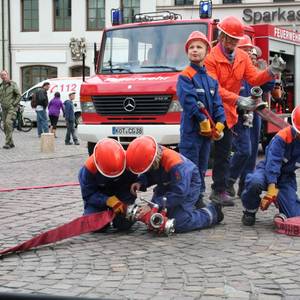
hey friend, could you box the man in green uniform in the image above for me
[0,70,21,149]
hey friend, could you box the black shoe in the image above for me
[65,142,73,145]
[74,141,80,145]
[226,183,236,197]
[93,223,111,233]
[212,202,224,223]
[3,144,11,149]
[209,190,235,207]
[242,211,256,226]
[9,143,15,148]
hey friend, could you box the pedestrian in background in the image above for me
[177,31,225,208]
[64,92,80,145]
[48,91,64,138]
[35,82,50,137]
[0,70,21,149]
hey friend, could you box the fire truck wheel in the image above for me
[87,142,96,156]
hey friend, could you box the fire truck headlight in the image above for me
[81,102,96,113]
[168,100,183,113]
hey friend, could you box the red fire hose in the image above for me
[0,182,80,193]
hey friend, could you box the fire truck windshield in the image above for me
[100,23,208,74]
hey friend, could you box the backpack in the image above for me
[30,92,37,108]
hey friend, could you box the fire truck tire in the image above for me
[87,142,96,156]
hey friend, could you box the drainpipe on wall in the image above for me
[1,0,5,70]
[8,0,12,76]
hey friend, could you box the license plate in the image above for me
[112,126,143,136]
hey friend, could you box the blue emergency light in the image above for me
[199,0,212,19]
[111,8,123,25]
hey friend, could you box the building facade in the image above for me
[8,0,155,92]
[157,0,300,31]
[2,0,300,92]
[0,0,10,72]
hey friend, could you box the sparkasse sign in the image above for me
[243,7,300,24]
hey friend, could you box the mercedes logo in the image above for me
[123,97,136,112]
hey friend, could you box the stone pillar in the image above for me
[40,133,55,153]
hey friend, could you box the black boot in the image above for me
[212,202,224,223]
[226,180,236,197]
[242,211,256,226]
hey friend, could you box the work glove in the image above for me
[237,96,257,111]
[212,122,225,141]
[199,119,212,137]
[269,54,286,75]
[260,183,279,211]
[106,196,126,214]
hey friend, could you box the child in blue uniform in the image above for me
[126,136,224,233]
[241,105,300,226]
[177,31,225,208]
[79,138,137,230]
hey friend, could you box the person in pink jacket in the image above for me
[48,91,64,138]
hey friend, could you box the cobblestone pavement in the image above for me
[1,128,300,300]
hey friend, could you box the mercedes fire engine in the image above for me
[78,10,300,155]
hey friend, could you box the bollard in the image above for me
[40,133,55,153]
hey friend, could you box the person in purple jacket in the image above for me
[48,92,64,138]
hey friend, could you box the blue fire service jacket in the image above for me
[242,126,300,217]
[79,155,137,215]
[138,146,201,210]
[176,63,225,144]
[262,126,300,185]
[137,146,220,232]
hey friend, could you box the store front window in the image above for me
[21,65,57,92]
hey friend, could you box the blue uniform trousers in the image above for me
[211,127,233,192]
[152,165,218,233]
[179,137,211,198]
[169,203,219,233]
[239,113,261,187]
[229,114,251,183]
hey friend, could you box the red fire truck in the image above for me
[252,24,300,149]
[78,11,300,154]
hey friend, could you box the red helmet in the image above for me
[126,136,158,174]
[93,138,126,177]
[292,106,300,134]
[217,16,244,39]
[237,35,253,48]
[185,31,211,53]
